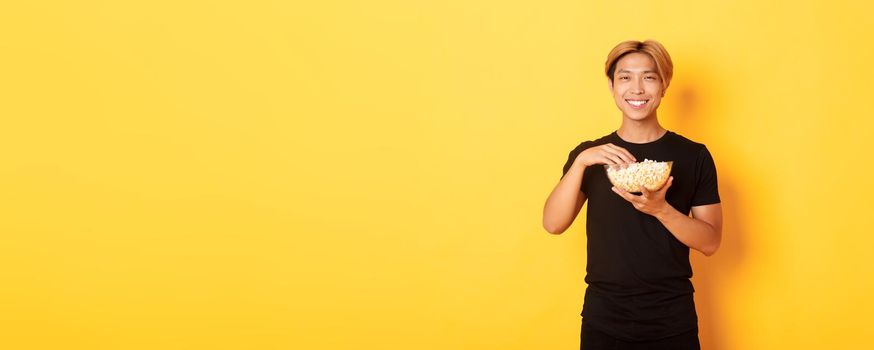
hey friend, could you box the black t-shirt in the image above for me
[560,130,720,341]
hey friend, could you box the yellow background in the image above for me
[1,1,872,349]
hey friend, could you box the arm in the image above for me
[542,162,588,235]
[654,203,723,256]
[611,177,723,256]
[544,143,637,235]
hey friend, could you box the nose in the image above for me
[631,79,644,94]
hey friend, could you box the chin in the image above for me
[624,112,652,121]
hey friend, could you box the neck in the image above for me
[617,114,666,143]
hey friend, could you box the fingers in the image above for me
[611,186,641,204]
[600,151,625,166]
[639,184,651,197]
[601,148,632,165]
[613,177,672,215]
[641,176,672,197]
[604,144,636,164]
[586,143,637,167]
[659,176,673,192]
[580,144,633,167]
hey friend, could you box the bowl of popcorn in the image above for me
[605,159,673,192]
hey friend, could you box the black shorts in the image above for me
[580,319,701,350]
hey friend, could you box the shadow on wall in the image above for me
[668,67,748,350]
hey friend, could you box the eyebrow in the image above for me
[617,69,658,74]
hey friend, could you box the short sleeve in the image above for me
[691,145,721,206]
[560,141,590,180]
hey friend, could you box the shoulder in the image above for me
[668,132,719,170]
[667,131,710,153]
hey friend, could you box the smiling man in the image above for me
[542,40,723,350]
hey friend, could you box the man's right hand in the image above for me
[574,143,637,168]
[545,143,634,234]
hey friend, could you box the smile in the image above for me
[625,99,649,109]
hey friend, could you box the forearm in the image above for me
[654,206,720,256]
[543,163,586,234]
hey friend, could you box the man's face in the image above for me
[609,52,664,121]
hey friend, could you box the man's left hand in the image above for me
[611,176,674,217]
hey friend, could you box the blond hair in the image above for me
[605,40,674,92]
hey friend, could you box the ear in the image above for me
[607,79,613,92]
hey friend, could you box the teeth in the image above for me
[627,100,648,107]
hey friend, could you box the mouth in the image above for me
[625,99,650,110]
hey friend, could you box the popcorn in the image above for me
[605,159,673,192]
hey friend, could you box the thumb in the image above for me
[662,176,673,191]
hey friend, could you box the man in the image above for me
[542,40,723,350]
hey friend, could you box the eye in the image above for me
[619,76,629,80]
[645,76,657,80]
